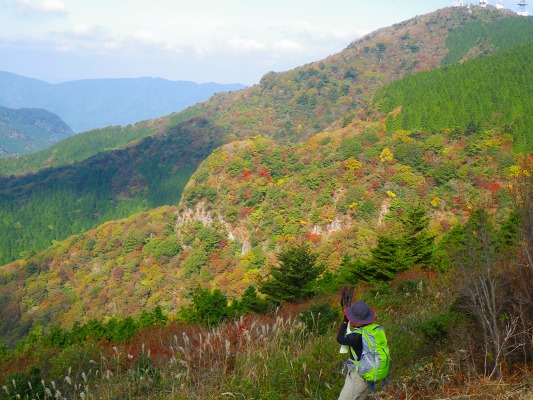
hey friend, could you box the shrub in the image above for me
[417,311,464,344]
[178,286,230,328]
[142,235,182,259]
[299,302,339,336]
[2,366,44,399]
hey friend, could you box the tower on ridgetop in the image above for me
[496,0,504,9]
[516,1,529,16]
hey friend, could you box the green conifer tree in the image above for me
[234,285,270,315]
[179,286,230,328]
[400,205,437,270]
[366,234,410,280]
[342,206,436,282]
[259,242,324,304]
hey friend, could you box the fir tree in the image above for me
[342,206,436,282]
[259,242,324,304]
[400,205,437,270]
[234,285,270,315]
[179,286,230,328]
[367,234,411,280]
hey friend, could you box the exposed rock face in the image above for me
[176,201,252,255]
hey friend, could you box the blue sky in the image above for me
[0,0,528,85]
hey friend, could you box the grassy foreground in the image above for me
[1,271,532,399]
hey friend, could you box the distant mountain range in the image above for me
[0,72,246,133]
[0,106,74,157]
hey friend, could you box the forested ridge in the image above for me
[1,22,531,341]
[441,14,533,65]
[0,7,532,399]
[0,6,530,267]
[0,121,162,175]
[373,42,533,152]
[0,107,74,157]
[0,117,223,264]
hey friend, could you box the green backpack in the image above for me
[350,323,390,382]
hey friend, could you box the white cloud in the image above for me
[227,38,266,54]
[15,0,67,15]
[274,39,303,55]
[133,30,169,47]
[0,0,463,85]
[70,24,99,37]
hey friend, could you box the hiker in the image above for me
[336,301,388,400]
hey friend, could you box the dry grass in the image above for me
[1,287,531,399]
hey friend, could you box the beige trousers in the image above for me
[338,371,371,400]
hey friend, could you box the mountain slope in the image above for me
[0,35,530,342]
[373,42,533,152]
[0,107,74,157]
[0,72,246,133]
[0,116,171,174]
[0,6,530,266]
[441,14,533,65]
[140,6,530,153]
[0,116,226,265]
